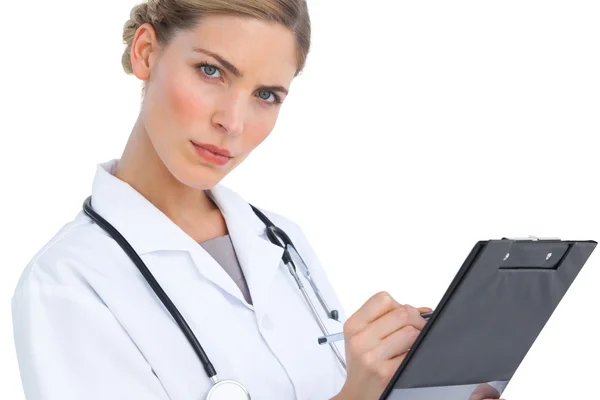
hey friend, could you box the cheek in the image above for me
[163,72,210,131]
[242,114,277,150]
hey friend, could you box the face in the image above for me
[132,15,298,189]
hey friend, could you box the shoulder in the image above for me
[12,210,119,300]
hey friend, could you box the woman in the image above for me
[11,1,501,399]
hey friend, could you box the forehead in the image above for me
[172,14,298,83]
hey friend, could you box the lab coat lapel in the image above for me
[91,160,262,306]
[187,246,251,307]
[229,223,285,309]
[208,186,285,308]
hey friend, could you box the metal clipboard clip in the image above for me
[502,235,561,241]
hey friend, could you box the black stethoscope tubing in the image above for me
[83,195,338,381]
[83,196,218,378]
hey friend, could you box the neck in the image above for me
[114,116,226,242]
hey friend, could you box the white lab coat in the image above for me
[12,159,347,400]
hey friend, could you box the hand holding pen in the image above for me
[328,292,431,400]
[326,295,502,400]
[319,310,432,345]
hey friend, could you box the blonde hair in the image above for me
[121,0,311,77]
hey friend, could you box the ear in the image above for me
[130,23,160,82]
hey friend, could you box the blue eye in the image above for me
[199,64,221,78]
[257,90,281,104]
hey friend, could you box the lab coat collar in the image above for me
[91,159,266,254]
[90,159,284,306]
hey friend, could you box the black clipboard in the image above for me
[379,237,597,400]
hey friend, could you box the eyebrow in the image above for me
[192,47,289,96]
[193,47,243,77]
[260,85,289,96]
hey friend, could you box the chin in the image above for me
[161,158,223,191]
[183,171,224,191]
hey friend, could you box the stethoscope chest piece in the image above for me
[206,379,251,400]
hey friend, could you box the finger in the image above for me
[350,306,425,352]
[367,305,426,342]
[469,383,501,400]
[376,324,422,360]
[404,304,433,314]
[344,291,402,336]
[387,351,408,366]
[379,352,408,382]
[380,351,409,382]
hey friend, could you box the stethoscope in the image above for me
[82,196,346,400]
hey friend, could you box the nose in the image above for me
[211,92,246,137]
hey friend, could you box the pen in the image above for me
[318,310,434,345]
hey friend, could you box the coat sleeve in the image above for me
[11,280,170,400]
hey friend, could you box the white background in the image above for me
[1,0,599,398]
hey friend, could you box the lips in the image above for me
[191,141,233,166]
[191,141,232,158]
